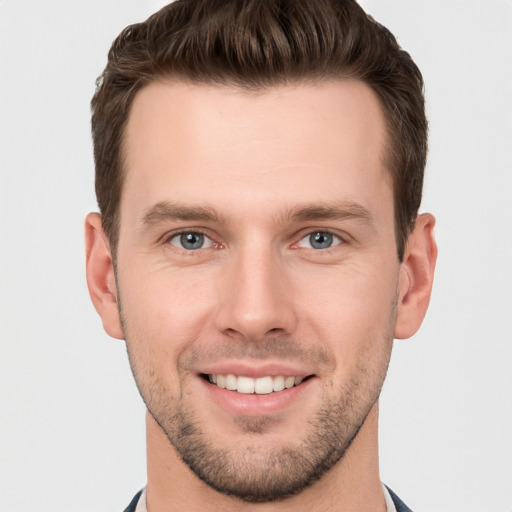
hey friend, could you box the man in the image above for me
[85,0,437,510]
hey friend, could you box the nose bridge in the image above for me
[215,238,295,340]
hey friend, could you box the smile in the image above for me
[206,374,308,394]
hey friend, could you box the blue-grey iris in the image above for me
[310,232,333,249]
[181,232,204,250]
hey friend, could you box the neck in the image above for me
[144,402,386,512]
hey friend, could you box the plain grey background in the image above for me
[1,1,511,510]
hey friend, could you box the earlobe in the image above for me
[85,213,124,340]
[394,213,438,339]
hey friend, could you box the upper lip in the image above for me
[196,362,314,379]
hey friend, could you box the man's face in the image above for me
[116,80,400,501]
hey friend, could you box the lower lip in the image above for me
[200,376,315,416]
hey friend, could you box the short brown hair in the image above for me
[91,0,427,260]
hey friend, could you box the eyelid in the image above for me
[293,229,347,249]
[159,227,349,251]
[163,228,219,250]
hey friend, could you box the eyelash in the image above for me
[294,229,345,250]
[164,229,220,251]
[163,228,347,252]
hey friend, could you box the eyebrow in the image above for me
[141,201,220,226]
[140,200,375,229]
[283,201,375,226]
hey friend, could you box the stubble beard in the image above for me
[120,296,396,503]
[125,346,392,503]
[153,376,382,503]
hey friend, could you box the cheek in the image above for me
[294,261,398,366]
[117,262,218,353]
[118,272,213,402]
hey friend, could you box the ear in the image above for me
[85,212,124,339]
[394,213,437,339]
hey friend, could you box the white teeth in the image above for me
[273,376,285,392]
[225,374,237,391]
[216,374,226,389]
[284,376,295,389]
[254,376,273,394]
[207,374,307,394]
[237,376,255,394]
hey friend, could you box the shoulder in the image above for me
[122,487,412,511]
[386,486,414,512]
[123,489,143,512]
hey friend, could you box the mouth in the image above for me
[201,373,314,395]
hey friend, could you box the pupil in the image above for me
[181,232,204,250]
[310,232,332,249]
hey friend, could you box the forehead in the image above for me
[121,79,391,226]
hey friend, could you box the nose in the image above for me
[213,243,297,342]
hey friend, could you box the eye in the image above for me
[169,231,213,250]
[297,231,342,250]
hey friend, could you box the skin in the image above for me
[86,80,437,511]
